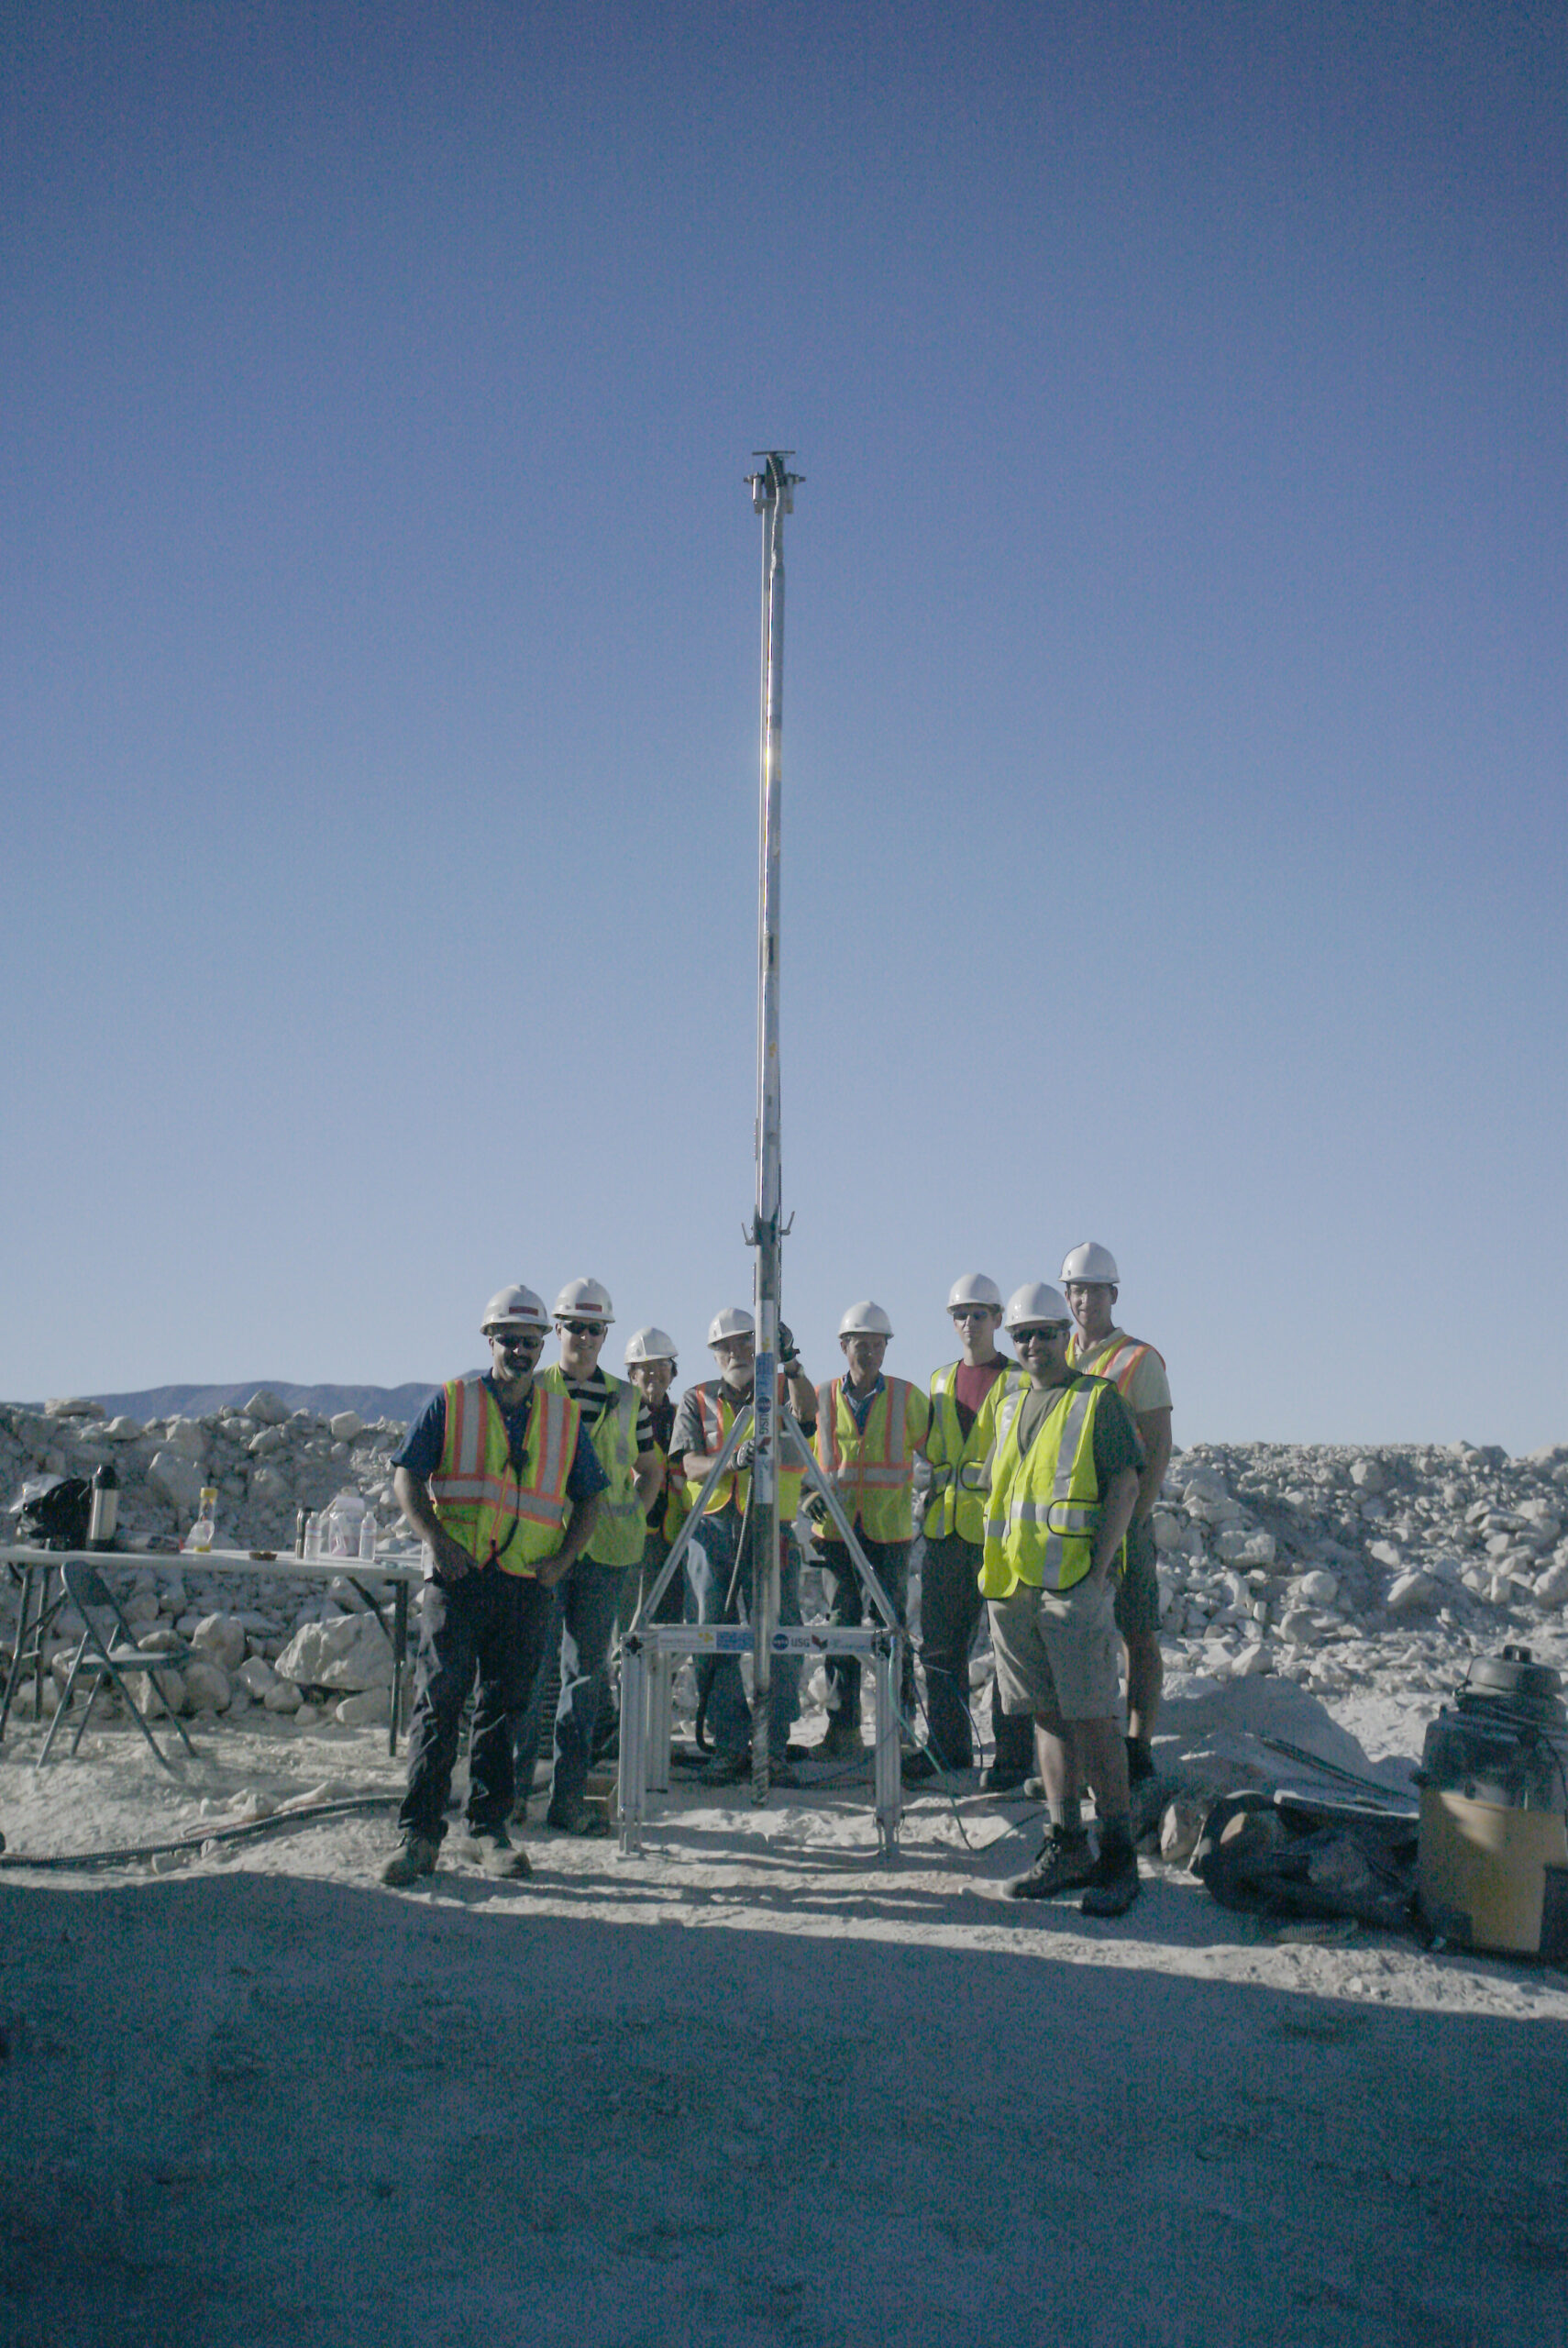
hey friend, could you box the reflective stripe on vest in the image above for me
[428,1378,577,1573]
[815,1377,921,1543]
[979,1377,1107,1597]
[541,1368,644,1567]
[686,1383,806,1521]
[1066,1332,1161,1399]
[922,1360,1008,1544]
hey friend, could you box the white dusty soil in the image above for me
[3,1658,1566,2348]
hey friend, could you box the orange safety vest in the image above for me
[428,1378,580,1574]
[1066,1331,1164,1399]
[684,1380,807,1520]
[814,1376,928,1543]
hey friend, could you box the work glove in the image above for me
[732,1439,755,1471]
[778,1322,800,1367]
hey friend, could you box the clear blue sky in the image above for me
[4,2,1564,1450]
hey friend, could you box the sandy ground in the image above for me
[3,1676,1567,2346]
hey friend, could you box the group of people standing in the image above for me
[382,1246,1170,1919]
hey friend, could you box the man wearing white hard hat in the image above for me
[671,1307,817,1783]
[811,1302,931,1762]
[1060,1242,1173,1792]
[623,1326,687,1629]
[381,1285,608,1888]
[534,1279,662,1833]
[981,1283,1144,1913]
[911,1274,1033,1788]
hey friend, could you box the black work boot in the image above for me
[1004,1826,1097,1900]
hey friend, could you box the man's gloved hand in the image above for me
[732,1439,755,1471]
[801,1490,829,1530]
[778,1322,800,1367]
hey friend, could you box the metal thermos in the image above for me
[88,1461,119,1549]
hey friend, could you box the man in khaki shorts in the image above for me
[979,1282,1143,1913]
[1060,1242,1172,1794]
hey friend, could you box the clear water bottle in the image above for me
[189,1485,217,1554]
[358,1510,378,1561]
[303,1511,321,1560]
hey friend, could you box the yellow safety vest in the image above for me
[540,1367,645,1568]
[428,1378,580,1575]
[684,1382,807,1521]
[978,1375,1114,1598]
[923,1358,1012,1544]
[814,1377,928,1544]
[1066,1329,1165,1399]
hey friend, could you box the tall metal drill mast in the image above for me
[745,450,801,1793]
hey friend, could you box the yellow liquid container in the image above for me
[1419,1789,1568,1955]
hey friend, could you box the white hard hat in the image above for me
[1060,1242,1120,1288]
[481,1283,548,1333]
[838,1300,893,1339]
[946,1273,1002,1312]
[707,1306,756,1346]
[1003,1282,1072,1331]
[624,1324,678,1365]
[553,1277,614,1325]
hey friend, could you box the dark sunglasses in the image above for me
[490,1328,544,1350]
[558,1318,605,1337]
[1012,1324,1069,1345]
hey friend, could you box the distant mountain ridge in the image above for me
[63,1380,441,1425]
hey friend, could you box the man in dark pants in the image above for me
[911,1273,1034,1789]
[811,1301,931,1760]
[381,1284,606,1888]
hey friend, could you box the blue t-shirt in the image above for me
[394,1378,608,1503]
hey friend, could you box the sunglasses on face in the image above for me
[490,1330,543,1351]
[1012,1324,1070,1346]
[558,1319,604,1338]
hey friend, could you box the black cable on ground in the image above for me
[0,1792,402,1872]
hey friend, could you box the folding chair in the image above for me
[36,1561,198,1772]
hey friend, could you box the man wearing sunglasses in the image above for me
[980,1282,1144,1914]
[381,1284,608,1888]
[535,1279,663,1834]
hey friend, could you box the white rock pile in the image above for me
[1145,1438,1568,1706]
[0,1390,415,1730]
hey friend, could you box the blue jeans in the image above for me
[686,1506,801,1760]
[549,1559,626,1811]
[820,1533,916,1724]
[398,1567,555,1843]
[919,1531,1033,1773]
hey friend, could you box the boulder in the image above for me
[262,1678,303,1713]
[274,1611,392,1692]
[245,1390,290,1424]
[44,1397,105,1420]
[329,1411,363,1442]
[335,1689,387,1727]
[191,1614,248,1672]
[236,1655,280,1698]
[164,1418,208,1460]
[1386,1571,1437,1616]
[147,1448,204,1518]
[182,1658,232,1712]
[128,1666,187,1718]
